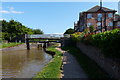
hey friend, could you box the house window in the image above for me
[118,22,120,26]
[98,13,102,18]
[98,13,102,21]
[97,22,101,29]
[98,17,102,21]
[97,22,101,26]
[108,13,113,18]
[87,14,92,18]
[108,22,113,26]
[87,23,92,27]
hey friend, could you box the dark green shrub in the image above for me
[90,29,120,58]
[71,29,120,58]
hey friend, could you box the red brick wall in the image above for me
[86,12,114,31]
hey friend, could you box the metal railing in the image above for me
[26,34,70,39]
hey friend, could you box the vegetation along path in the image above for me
[56,48,88,79]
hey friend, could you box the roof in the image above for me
[86,5,117,12]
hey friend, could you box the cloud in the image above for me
[0,18,6,20]
[11,10,24,14]
[0,10,10,13]
[0,7,24,14]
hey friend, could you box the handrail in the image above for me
[26,34,70,39]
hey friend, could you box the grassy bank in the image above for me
[33,44,62,79]
[62,46,110,80]
[0,42,22,48]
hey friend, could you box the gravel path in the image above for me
[56,48,88,79]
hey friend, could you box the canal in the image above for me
[2,43,52,78]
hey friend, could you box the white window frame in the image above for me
[98,13,102,18]
[97,22,101,26]
[108,22,113,26]
[98,13,102,21]
[108,13,113,18]
[87,14,92,19]
[117,22,120,26]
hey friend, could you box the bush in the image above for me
[85,29,120,58]
[71,32,84,42]
[71,29,120,58]
[83,34,93,45]
[89,25,94,33]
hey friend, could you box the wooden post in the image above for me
[43,42,46,48]
[37,44,40,48]
[26,38,30,50]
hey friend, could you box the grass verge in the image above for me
[61,46,111,80]
[33,44,62,79]
[1,42,22,48]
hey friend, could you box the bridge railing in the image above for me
[26,34,70,39]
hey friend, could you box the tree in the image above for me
[64,28,74,34]
[89,25,94,33]
[2,19,44,41]
[33,29,43,34]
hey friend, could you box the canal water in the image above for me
[2,44,52,78]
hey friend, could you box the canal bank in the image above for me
[0,43,23,49]
[33,44,63,79]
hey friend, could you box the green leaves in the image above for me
[71,29,120,58]
[2,19,43,40]
[89,25,94,33]
[71,32,84,42]
[33,45,62,79]
[33,29,43,34]
[64,28,74,34]
[86,29,120,58]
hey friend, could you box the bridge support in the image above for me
[37,43,43,48]
[26,38,30,50]
[43,42,47,48]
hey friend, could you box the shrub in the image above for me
[71,29,120,58]
[86,29,120,58]
[89,25,94,33]
[71,32,84,42]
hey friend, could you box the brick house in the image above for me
[114,14,120,28]
[74,5,117,32]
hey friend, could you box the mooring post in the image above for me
[43,42,46,48]
[26,38,30,50]
[25,34,30,50]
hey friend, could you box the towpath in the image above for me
[56,48,88,79]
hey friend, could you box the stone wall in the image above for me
[76,42,120,80]
[61,38,75,47]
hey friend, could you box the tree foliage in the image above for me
[64,28,74,34]
[71,28,120,58]
[89,25,94,33]
[33,29,43,34]
[1,19,43,41]
[71,32,84,41]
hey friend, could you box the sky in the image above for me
[1,2,119,34]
